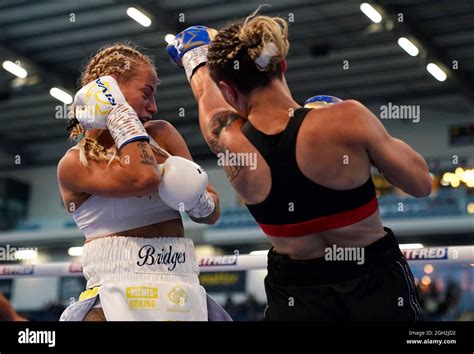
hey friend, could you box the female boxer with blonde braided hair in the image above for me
[167,9,431,320]
[58,43,229,321]
[68,44,157,166]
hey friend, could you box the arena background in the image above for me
[0,0,473,321]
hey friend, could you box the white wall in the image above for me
[0,166,68,220]
[370,106,474,163]
[202,164,240,209]
[11,277,60,311]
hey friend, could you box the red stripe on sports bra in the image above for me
[258,197,379,237]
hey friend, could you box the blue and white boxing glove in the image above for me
[166,25,217,81]
[74,76,149,149]
[304,95,342,109]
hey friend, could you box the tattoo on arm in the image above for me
[206,111,243,181]
[137,141,155,165]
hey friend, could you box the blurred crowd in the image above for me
[223,294,266,321]
[416,278,470,320]
[1,279,473,321]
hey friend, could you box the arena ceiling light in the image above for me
[360,3,382,23]
[127,7,152,27]
[165,34,175,44]
[399,243,424,249]
[424,264,433,274]
[426,63,447,81]
[49,87,73,104]
[441,168,474,188]
[249,250,268,256]
[14,249,37,261]
[2,60,28,78]
[397,37,419,57]
[421,275,431,285]
[68,247,83,257]
[467,203,474,214]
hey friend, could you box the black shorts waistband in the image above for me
[267,227,405,286]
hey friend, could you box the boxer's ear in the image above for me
[110,74,119,82]
[218,80,239,109]
[280,59,287,74]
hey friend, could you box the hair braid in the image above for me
[68,43,156,166]
[208,15,289,72]
[207,9,289,94]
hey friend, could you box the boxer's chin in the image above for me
[140,117,151,123]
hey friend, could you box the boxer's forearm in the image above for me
[190,66,230,113]
[190,66,239,150]
[189,65,207,101]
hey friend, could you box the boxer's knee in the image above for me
[83,308,106,321]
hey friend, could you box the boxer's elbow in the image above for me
[129,172,160,195]
[412,174,433,198]
[410,158,432,198]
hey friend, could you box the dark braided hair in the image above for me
[207,15,289,94]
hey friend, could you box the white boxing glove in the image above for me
[158,156,215,218]
[74,76,126,129]
[74,76,148,149]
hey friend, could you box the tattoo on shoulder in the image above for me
[137,141,155,165]
[206,111,243,181]
[208,111,241,135]
[206,111,242,154]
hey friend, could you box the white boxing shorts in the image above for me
[59,236,231,321]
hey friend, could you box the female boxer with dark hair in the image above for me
[166,12,431,320]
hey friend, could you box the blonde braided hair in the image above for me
[68,43,157,166]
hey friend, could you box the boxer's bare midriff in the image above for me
[268,211,387,260]
[84,218,185,244]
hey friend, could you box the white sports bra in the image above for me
[71,137,180,240]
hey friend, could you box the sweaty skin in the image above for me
[58,66,220,241]
[188,65,431,260]
[57,67,221,320]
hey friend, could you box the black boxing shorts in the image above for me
[264,227,423,321]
